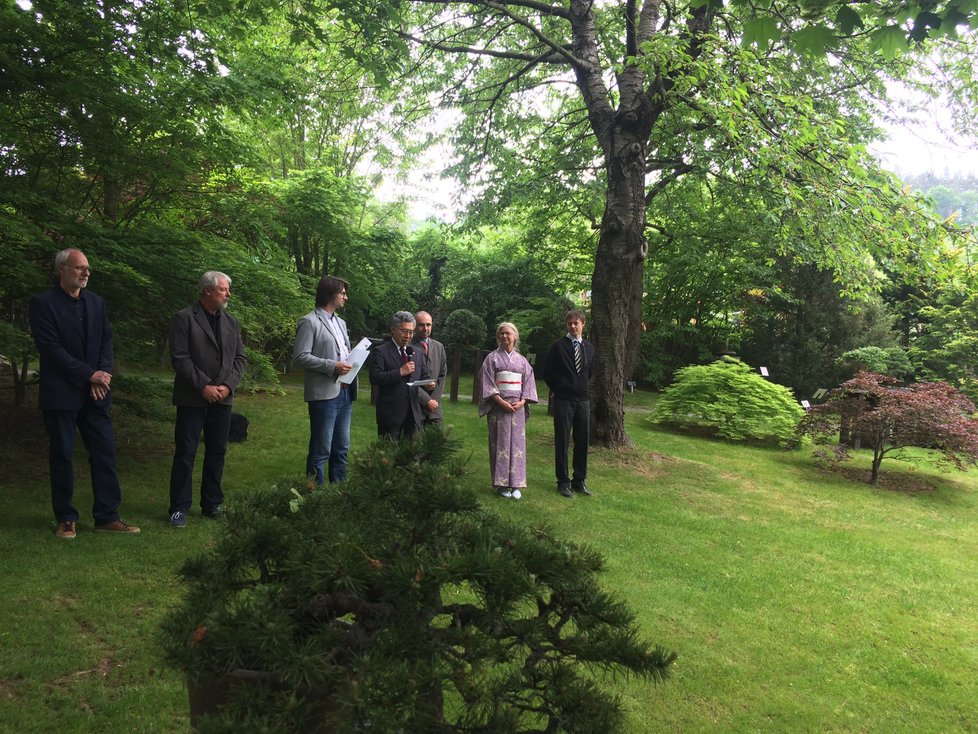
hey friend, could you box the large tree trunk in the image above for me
[590,124,649,448]
[568,0,651,448]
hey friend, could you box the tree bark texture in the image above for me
[569,0,655,447]
[589,124,649,448]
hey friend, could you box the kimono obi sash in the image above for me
[494,370,522,394]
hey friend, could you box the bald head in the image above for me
[415,311,433,341]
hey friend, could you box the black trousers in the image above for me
[553,398,589,484]
[168,403,231,515]
[43,403,122,524]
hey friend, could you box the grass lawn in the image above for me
[1,373,977,732]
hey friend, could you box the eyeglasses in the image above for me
[69,265,92,274]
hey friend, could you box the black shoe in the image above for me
[572,482,592,496]
[558,483,573,498]
[202,505,225,520]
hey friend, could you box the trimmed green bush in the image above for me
[441,308,487,348]
[649,357,803,447]
[160,429,675,732]
[835,346,913,379]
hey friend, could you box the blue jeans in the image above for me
[307,388,352,484]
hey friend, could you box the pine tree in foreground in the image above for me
[161,428,676,733]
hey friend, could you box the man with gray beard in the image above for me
[167,271,246,527]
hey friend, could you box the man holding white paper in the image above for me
[292,275,356,484]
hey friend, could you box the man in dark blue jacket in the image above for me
[542,310,596,498]
[28,248,140,539]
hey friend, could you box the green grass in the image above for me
[2,375,978,732]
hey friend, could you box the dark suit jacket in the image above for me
[412,336,447,421]
[29,286,114,411]
[368,340,431,434]
[543,336,595,401]
[170,302,247,407]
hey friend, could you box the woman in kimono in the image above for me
[478,322,538,499]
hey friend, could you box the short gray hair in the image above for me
[54,248,82,270]
[389,311,416,329]
[198,271,231,293]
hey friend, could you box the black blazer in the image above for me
[543,336,595,401]
[368,340,431,433]
[29,286,114,411]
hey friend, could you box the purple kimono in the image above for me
[478,348,539,488]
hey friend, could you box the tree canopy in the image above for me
[3,0,978,450]
[298,0,978,444]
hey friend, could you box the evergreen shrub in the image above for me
[160,429,675,732]
[835,346,913,379]
[649,356,804,447]
[441,308,487,349]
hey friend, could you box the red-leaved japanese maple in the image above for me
[803,371,978,485]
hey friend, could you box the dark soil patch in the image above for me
[832,466,937,493]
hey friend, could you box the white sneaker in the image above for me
[510,489,522,500]
[498,488,514,499]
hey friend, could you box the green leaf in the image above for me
[742,17,781,51]
[835,5,864,35]
[791,25,836,56]
[868,25,907,59]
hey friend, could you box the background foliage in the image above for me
[2,0,978,420]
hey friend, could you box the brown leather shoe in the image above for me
[94,519,141,534]
[55,521,77,539]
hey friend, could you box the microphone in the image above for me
[405,345,414,359]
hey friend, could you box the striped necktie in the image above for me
[573,340,582,373]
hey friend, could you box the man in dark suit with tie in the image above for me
[167,271,246,527]
[28,248,140,538]
[543,309,596,498]
[412,310,447,427]
[369,311,437,440]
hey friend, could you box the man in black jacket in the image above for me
[368,311,436,440]
[542,310,595,498]
[29,248,141,538]
[167,271,246,527]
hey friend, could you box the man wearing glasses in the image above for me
[369,311,436,440]
[28,248,141,538]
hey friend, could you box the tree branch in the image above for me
[398,30,571,64]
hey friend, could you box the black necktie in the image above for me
[573,340,582,373]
